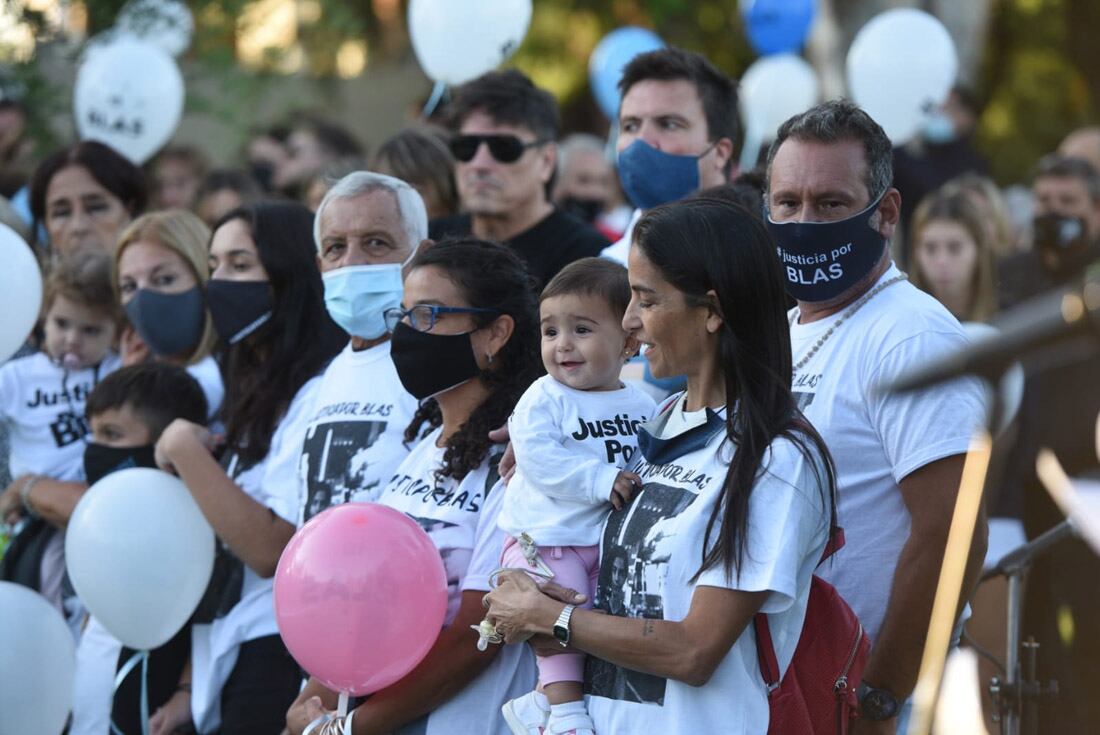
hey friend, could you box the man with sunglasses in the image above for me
[601,47,738,265]
[430,70,608,287]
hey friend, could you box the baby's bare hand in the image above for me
[610,471,641,511]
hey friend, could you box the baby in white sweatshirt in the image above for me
[495,257,656,735]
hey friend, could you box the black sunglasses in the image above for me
[449,134,548,164]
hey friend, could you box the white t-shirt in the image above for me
[0,351,121,480]
[584,393,830,734]
[70,616,119,735]
[297,340,418,524]
[376,427,536,735]
[789,264,986,642]
[599,208,641,265]
[498,375,656,546]
[186,355,224,423]
[190,376,322,734]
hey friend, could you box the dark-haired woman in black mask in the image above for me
[286,238,543,735]
[154,201,345,734]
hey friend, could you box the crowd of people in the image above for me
[0,41,1098,735]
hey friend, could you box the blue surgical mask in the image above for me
[766,193,888,303]
[322,264,404,340]
[617,139,714,209]
[921,111,956,145]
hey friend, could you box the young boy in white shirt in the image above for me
[494,258,656,735]
[71,362,209,735]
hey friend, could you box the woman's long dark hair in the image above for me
[632,198,837,582]
[215,202,345,465]
[403,238,541,481]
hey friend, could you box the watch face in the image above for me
[553,625,568,642]
[864,689,898,719]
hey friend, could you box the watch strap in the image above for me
[554,604,576,647]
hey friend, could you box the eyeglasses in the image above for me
[384,304,501,333]
[449,134,548,164]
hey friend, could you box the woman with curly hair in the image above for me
[287,238,543,735]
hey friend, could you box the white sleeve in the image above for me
[462,474,507,593]
[867,330,986,482]
[696,441,829,614]
[0,360,18,422]
[257,378,321,523]
[510,385,621,507]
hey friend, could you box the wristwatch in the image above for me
[857,682,899,721]
[553,604,576,647]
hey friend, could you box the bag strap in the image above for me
[754,526,845,691]
[820,526,845,565]
[754,612,782,691]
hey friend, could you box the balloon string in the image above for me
[110,650,151,735]
[421,81,446,119]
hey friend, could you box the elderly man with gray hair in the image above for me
[296,170,427,526]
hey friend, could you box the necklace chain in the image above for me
[791,275,907,372]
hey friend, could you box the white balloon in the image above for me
[408,0,532,85]
[962,322,1024,438]
[846,8,957,145]
[116,0,194,57]
[0,582,75,735]
[74,37,184,164]
[0,224,42,363]
[739,53,818,169]
[66,468,215,650]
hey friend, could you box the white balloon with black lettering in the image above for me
[74,37,184,164]
[0,582,76,735]
[0,224,42,363]
[408,0,532,85]
[66,467,215,650]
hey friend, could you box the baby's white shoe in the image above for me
[546,702,596,735]
[501,690,550,735]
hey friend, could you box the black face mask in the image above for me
[124,286,205,358]
[389,321,482,400]
[205,279,273,345]
[84,443,159,487]
[1033,213,1095,279]
[249,161,276,193]
[560,197,604,224]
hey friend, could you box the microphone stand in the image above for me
[980,521,1071,735]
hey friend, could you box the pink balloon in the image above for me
[274,503,448,695]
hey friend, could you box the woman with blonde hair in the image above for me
[940,172,1020,257]
[909,189,998,323]
[114,209,223,420]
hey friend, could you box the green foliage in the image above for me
[977,0,1098,183]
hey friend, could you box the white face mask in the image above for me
[322,264,405,340]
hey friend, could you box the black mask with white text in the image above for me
[766,192,888,302]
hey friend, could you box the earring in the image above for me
[487,352,494,365]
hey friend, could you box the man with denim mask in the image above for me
[431,70,607,287]
[600,47,737,265]
[765,100,987,734]
[295,171,425,526]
